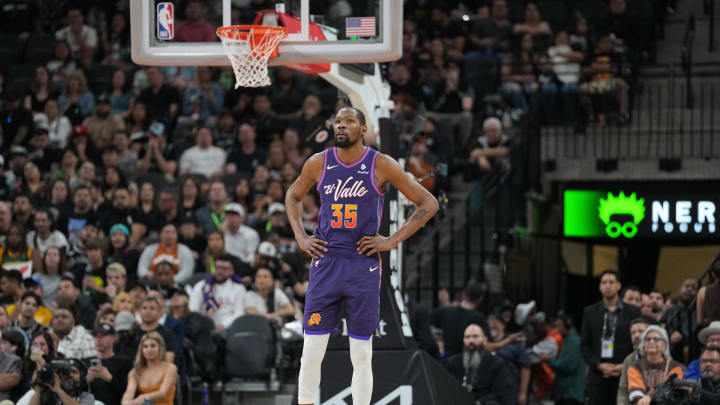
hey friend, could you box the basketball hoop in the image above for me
[217,25,288,88]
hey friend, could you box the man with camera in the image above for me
[18,358,94,405]
[87,323,133,405]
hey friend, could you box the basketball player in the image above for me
[286,106,439,405]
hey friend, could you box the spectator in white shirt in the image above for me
[189,254,247,334]
[178,126,226,179]
[222,203,259,264]
[54,7,98,68]
[26,209,68,255]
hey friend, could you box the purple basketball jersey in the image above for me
[315,147,384,256]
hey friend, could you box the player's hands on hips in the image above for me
[357,234,394,256]
[297,234,328,258]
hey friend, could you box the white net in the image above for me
[217,26,288,88]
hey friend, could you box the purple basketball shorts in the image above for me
[303,253,381,340]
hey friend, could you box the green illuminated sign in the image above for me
[564,190,646,239]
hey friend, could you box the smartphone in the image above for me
[90,359,101,367]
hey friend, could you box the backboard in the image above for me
[130,0,402,67]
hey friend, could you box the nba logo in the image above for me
[157,2,174,40]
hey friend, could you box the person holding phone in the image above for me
[87,323,132,405]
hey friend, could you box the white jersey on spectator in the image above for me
[179,145,227,179]
[224,225,260,264]
[189,278,248,329]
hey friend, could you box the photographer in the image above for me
[17,358,94,405]
[627,326,685,405]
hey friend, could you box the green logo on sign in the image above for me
[598,192,645,238]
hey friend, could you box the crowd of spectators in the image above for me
[0,0,702,405]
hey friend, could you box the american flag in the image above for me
[345,17,376,37]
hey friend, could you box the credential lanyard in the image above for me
[211,210,226,230]
[602,311,618,340]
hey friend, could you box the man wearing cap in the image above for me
[88,322,133,405]
[136,121,180,179]
[113,311,138,359]
[264,202,293,241]
[178,126,226,179]
[82,95,125,149]
[685,321,720,380]
[53,298,98,360]
[6,146,29,187]
[196,180,230,234]
[189,253,247,335]
[223,202,260,264]
[0,90,33,149]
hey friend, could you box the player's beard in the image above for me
[334,133,355,148]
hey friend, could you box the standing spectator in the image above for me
[627,326,685,405]
[175,0,216,43]
[648,290,665,321]
[136,67,181,122]
[431,282,491,358]
[53,298,98,360]
[622,286,643,309]
[54,7,97,67]
[223,203,260,264]
[82,95,126,150]
[444,324,513,404]
[189,254,247,334]
[178,126,227,179]
[26,209,68,255]
[88,322,133,405]
[226,123,267,175]
[618,317,653,405]
[697,253,720,326]
[487,312,530,405]
[1,90,34,149]
[469,0,512,54]
[542,312,586,405]
[662,279,697,363]
[581,269,641,405]
[137,223,195,284]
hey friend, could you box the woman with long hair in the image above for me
[126,101,151,135]
[281,127,310,169]
[57,69,95,118]
[34,246,67,308]
[27,210,68,257]
[100,13,131,65]
[122,332,177,405]
[46,39,76,89]
[232,177,252,212]
[109,68,134,117]
[245,267,295,326]
[103,166,128,201]
[129,182,159,246]
[113,292,134,313]
[499,33,539,110]
[53,148,80,186]
[47,179,72,220]
[42,98,72,150]
[17,162,48,205]
[22,330,59,392]
[0,222,42,272]
[179,176,203,219]
[200,231,233,275]
[25,65,58,115]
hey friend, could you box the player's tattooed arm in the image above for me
[411,208,429,222]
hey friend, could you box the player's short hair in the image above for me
[338,107,366,126]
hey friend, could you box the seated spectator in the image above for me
[52,298,98,360]
[137,223,195,284]
[618,317,653,405]
[27,210,68,256]
[104,262,128,302]
[0,331,22,402]
[541,312,585,405]
[38,99,72,151]
[178,217,206,261]
[113,292,134,313]
[131,297,179,365]
[109,70,134,117]
[57,70,95,122]
[245,268,295,325]
[136,123,181,181]
[499,33,538,111]
[223,203,260,264]
[512,3,552,39]
[136,68,181,122]
[112,130,138,179]
[444,324,512,404]
[0,223,42,275]
[189,254,247,334]
[181,67,224,125]
[95,307,116,327]
[97,188,133,235]
[99,13,131,65]
[88,322,133,405]
[28,128,57,175]
[0,270,25,307]
[486,311,530,405]
[469,0,512,54]
[697,346,720,403]
[17,161,49,205]
[125,101,152,137]
[174,0,216,43]
[107,223,141,277]
[150,261,191,300]
[54,7,97,68]
[600,0,648,55]
[82,95,126,150]
[128,182,160,245]
[627,326,685,405]
[25,65,59,116]
[467,117,513,179]
[23,331,57,385]
[12,193,34,229]
[46,39,77,90]
[57,276,96,331]
[122,332,177,405]
[8,292,45,338]
[245,92,285,143]
[539,31,583,125]
[225,123,267,174]
[578,35,630,125]
[168,288,217,382]
[196,180,229,234]
[18,357,95,405]
[62,185,97,243]
[178,126,227,179]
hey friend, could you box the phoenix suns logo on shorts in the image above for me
[308,313,322,326]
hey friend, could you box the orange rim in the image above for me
[216,25,288,59]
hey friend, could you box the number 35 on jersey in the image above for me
[330,204,357,229]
